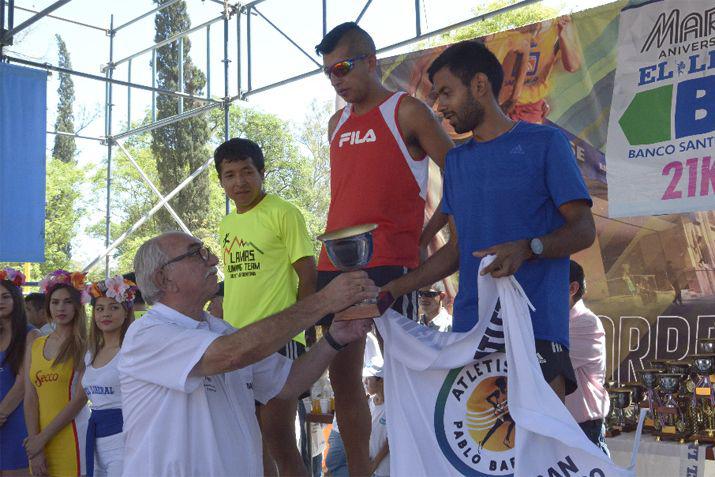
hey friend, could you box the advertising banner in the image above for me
[606,0,715,218]
[376,0,715,384]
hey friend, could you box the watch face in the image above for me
[531,238,544,255]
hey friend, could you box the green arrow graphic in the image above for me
[619,84,672,146]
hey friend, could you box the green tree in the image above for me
[433,0,562,45]
[43,159,82,274]
[52,35,76,164]
[42,35,82,276]
[151,0,211,235]
[84,100,332,278]
[209,101,332,255]
[295,100,331,251]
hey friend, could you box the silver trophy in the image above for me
[699,339,715,354]
[318,224,381,321]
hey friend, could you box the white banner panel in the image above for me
[606,0,715,218]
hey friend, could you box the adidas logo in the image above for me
[536,352,547,364]
[510,145,525,155]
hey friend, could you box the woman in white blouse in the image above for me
[83,276,137,477]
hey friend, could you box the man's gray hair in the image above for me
[133,236,170,305]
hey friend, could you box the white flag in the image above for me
[375,256,643,476]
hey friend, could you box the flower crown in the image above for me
[0,268,26,287]
[39,270,91,304]
[88,275,138,306]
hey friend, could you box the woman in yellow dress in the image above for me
[23,271,90,476]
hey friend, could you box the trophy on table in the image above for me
[608,387,632,433]
[318,223,385,321]
[690,353,715,442]
[650,359,670,372]
[699,339,715,354]
[654,372,689,442]
[637,368,664,432]
[622,382,646,429]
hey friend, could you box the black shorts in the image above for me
[278,340,306,360]
[316,266,418,327]
[535,340,577,395]
[495,339,576,395]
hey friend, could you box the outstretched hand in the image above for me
[474,239,532,278]
[321,271,379,314]
[328,319,374,347]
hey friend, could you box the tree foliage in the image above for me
[151,0,211,234]
[42,35,82,276]
[433,0,562,45]
[52,35,76,164]
[43,159,82,275]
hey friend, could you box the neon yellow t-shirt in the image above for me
[219,194,314,344]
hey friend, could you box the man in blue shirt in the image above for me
[383,40,595,400]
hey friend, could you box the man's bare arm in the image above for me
[419,199,449,254]
[275,319,372,400]
[194,272,377,376]
[293,256,317,301]
[477,200,595,277]
[398,96,454,169]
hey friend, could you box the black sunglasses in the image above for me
[418,290,441,298]
[160,243,212,270]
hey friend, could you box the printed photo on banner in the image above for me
[375,0,715,391]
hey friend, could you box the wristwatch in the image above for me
[530,238,544,258]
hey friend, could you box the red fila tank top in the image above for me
[318,91,428,271]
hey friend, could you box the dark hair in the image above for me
[214,138,265,176]
[0,280,30,375]
[315,22,376,56]
[25,292,46,312]
[427,40,504,97]
[569,260,586,302]
[122,272,144,305]
[215,281,224,297]
[89,297,134,363]
[45,284,87,369]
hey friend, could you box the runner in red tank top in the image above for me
[314,23,453,477]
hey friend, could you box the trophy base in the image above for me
[334,302,381,321]
[690,432,715,444]
[654,430,689,443]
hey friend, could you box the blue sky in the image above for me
[5,0,610,268]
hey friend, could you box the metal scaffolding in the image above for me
[0,0,542,276]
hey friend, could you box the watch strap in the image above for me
[324,329,346,351]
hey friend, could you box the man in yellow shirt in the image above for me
[216,138,316,476]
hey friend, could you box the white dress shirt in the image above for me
[118,303,292,477]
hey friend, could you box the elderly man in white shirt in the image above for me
[118,232,377,477]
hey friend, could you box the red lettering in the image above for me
[662,161,683,200]
[701,156,715,196]
[686,157,698,197]
[34,370,60,388]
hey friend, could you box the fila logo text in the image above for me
[339,129,377,147]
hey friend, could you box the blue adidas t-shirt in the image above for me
[442,121,592,347]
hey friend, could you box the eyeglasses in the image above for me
[418,290,441,298]
[323,54,368,78]
[160,243,213,270]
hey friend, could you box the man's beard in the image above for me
[452,91,485,134]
